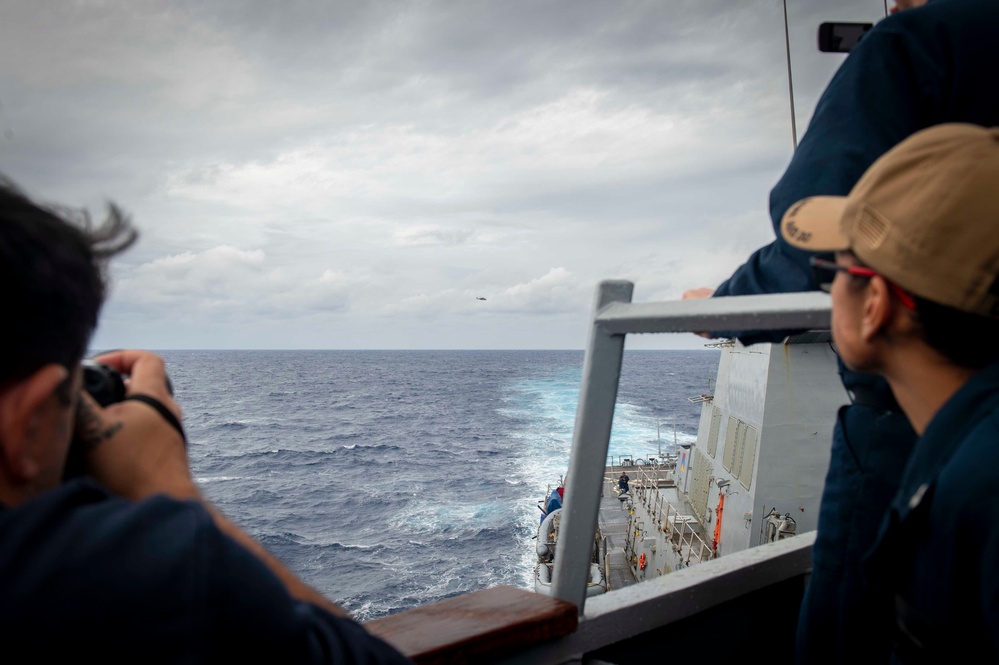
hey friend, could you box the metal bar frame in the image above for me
[551,282,831,613]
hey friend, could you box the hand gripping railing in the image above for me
[551,281,832,614]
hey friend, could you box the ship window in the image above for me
[707,406,722,458]
[690,447,712,520]
[722,416,738,472]
[738,425,758,490]
[731,421,746,480]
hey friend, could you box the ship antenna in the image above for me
[784,1,889,151]
[782,0,798,150]
[657,418,662,460]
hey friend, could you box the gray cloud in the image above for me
[0,0,886,349]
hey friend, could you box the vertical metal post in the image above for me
[552,280,633,614]
[657,418,662,461]
[782,0,798,150]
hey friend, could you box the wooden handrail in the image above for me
[364,585,578,664]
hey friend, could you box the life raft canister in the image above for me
[639,553,647,570]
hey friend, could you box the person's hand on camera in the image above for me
[75,350,198,502]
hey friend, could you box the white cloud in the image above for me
[114,245,351,318]
[393,225,477,247]
[162,88,701,211]
[380,267,589,319]
[501,268,586,313]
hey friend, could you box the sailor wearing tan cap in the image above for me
[781,122,999,661]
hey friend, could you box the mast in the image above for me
[784,0,888,152]
[782,0,798,150]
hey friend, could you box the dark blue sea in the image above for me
[155,349,719,621]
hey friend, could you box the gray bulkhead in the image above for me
[681,335,847,558]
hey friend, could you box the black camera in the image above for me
[80,360,127,407]
[63,361,127,480]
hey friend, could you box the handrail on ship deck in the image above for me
[552,281,832,614]
[628,465,713,567]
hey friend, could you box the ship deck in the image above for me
[598,471,636,590]
[598,463,704,591]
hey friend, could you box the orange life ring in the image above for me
[639,553,647,570]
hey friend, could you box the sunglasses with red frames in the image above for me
[809,256,917,310]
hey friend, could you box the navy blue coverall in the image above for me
[0,479,411,664]
[709,1,999,660]
[865,361,999,661]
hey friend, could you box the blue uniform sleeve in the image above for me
[711,17,942,344]
[0,484,410,662]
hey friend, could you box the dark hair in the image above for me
[0,178,136,386]
[911,296,999,369]
[843,254,999,369]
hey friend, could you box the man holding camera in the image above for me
[0,180,409,663]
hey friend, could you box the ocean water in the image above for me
[156,349,719,621]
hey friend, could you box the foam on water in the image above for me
[157,349,718,620]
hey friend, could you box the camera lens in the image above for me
[80,360,126,407]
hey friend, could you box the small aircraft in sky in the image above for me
[476,296,487,301]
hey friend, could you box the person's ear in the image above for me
[860,276,894,342]
[0,364,69,481]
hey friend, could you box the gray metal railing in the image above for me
[632,466,712,567]
[551,281,831,614]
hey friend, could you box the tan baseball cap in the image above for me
[781,123,999,318]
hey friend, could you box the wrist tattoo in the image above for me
[76,399,124,451]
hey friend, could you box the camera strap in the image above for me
[124,394,188,445]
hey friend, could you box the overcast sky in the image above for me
[1,0,888,350]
